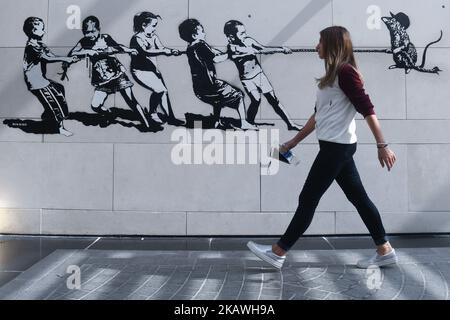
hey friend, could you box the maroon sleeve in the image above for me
[338,64,376,118]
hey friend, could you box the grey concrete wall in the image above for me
[0,0,449,236]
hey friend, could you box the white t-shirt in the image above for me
[315,78,358,144]
[314,64,375,144]
[23,40,51,90]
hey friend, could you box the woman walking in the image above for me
[248,26,398,269]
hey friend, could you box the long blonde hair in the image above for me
[317,26,358,89]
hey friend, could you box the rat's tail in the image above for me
[412,65,442,74]
[420,30,443,68]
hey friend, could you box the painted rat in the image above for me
[382,12,442,74]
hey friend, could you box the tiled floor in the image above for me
[1,235,450,300]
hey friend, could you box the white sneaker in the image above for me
[356,249,398,269]
[247,241,286,269]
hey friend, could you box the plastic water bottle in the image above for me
[280,148,301,166]
[272,145,301,166]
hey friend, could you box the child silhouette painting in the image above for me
[22,17,78,136]
[224,20,302,131]
[67,16,151,129]
[178,19,256,130]
[130,12,185,127]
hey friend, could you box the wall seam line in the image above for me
[46,0,50,44]
[331,0,334,24]
[334,211,337,234]
[40,208,43,235]
[406,144,410,214]
[405,70,408,120]
[112,144,115,211]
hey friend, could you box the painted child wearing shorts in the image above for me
[224,20,302,131]
[178,19,256,130]
[130,12,185,126]
[68,16,150,129]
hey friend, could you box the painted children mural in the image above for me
[130,12,185,127]
[178,19,257,130]
[224,20,302,131]
[67,16,151,129]
[14,17,79,136]
[3,10,444,136]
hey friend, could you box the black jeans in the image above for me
[278,140,388,251]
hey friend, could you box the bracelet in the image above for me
[377,143,389,149]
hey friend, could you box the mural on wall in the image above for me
[382,12,443,74]
[6,17,80,136]
[130,12,185,127]
[179,19,258,130]
[224,20,302,131]
[66,16,153,130]
[2,10,444,135]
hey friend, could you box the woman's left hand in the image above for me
[378,147,396,171]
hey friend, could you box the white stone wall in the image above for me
[0,0,449,235]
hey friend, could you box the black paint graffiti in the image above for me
[11,17,78,136]
[179,19,257,130]
[224,20,302,131]
[382,12,443,74]
[130,12,185,127]
[4,11,444,135]
[67,16,153,130]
